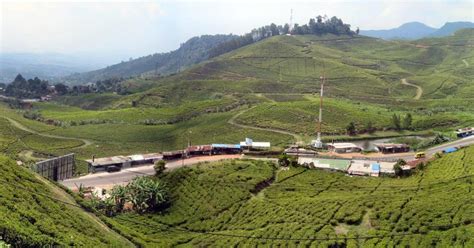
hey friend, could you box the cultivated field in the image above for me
[108,146,474,247]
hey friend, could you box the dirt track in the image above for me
[401,78,423,100]
[228,107,303,143]
[3,117,93,148]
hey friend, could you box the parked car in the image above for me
[106,165,121,172]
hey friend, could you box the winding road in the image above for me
[228,106,304,143]
[401,78,423,100]
[3,117,93,149]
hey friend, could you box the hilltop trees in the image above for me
[293,16,354,36]
[209,15,355,58]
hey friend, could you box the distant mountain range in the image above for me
[63,34,237,85]
[0,53,104,84]
[360,21,474,40]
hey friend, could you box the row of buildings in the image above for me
[87,138,270,173]
[298,157,397,177]
[327,142,410,154]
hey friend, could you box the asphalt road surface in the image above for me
[61,136,474,190]
[378,135,474,161]
[62,154,242,189]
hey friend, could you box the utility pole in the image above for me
[313,74,325,148]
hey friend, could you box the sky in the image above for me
[1,0,473,63]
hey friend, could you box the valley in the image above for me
[0,6,473,247]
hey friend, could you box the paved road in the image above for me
[369,135,474,161]
[62,136,474,189]
[62,154,242,189]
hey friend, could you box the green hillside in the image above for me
[0,155,133,247]
[1,31,472,174]
[108,146,474,247]
[130,30,472,103]
[64,34,237,84]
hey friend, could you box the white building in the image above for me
[240,138,270,150]
[327,143,362,153]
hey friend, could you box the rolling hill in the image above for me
[1,29,472,174]
[360,22,437,40]
[428,22,474,37]
[63,34,237,85]
[361,21,474,40]
[126,29,473,103]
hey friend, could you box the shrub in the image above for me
[154,160,167,175]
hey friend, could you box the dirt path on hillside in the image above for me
[228,107,303,143]
[3,117,93,149]
[401,78,423,100]
[462,59,469,67]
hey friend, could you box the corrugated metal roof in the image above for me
[298,157,351,171]
[129,153,162,161]
[187,145,212,152]
[86,156,131,167]
[375,143,408,148]
[162,150,185,156]
[240,141,271,148]
[329,143,360,149]
[212,144,241,149]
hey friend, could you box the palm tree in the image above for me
[127,177,168,213]
[110,185,128,212]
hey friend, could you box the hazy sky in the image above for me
[1,0,473,61]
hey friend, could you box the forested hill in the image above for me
[63,34,237,85]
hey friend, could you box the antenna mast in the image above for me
[313,66,325,148]
[289,9,293,34]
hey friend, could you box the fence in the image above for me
[35,153,75,181]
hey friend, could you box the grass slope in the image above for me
[110,147,474,247]
[2,31,473,174]
[0,155,133,247]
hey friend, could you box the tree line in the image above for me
[4,74,50,99]
[345,113,414,135]
[209,15,356,58]
[1,74,126,99]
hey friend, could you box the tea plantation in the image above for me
[0,155,133,247]
[110,146,474,247]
